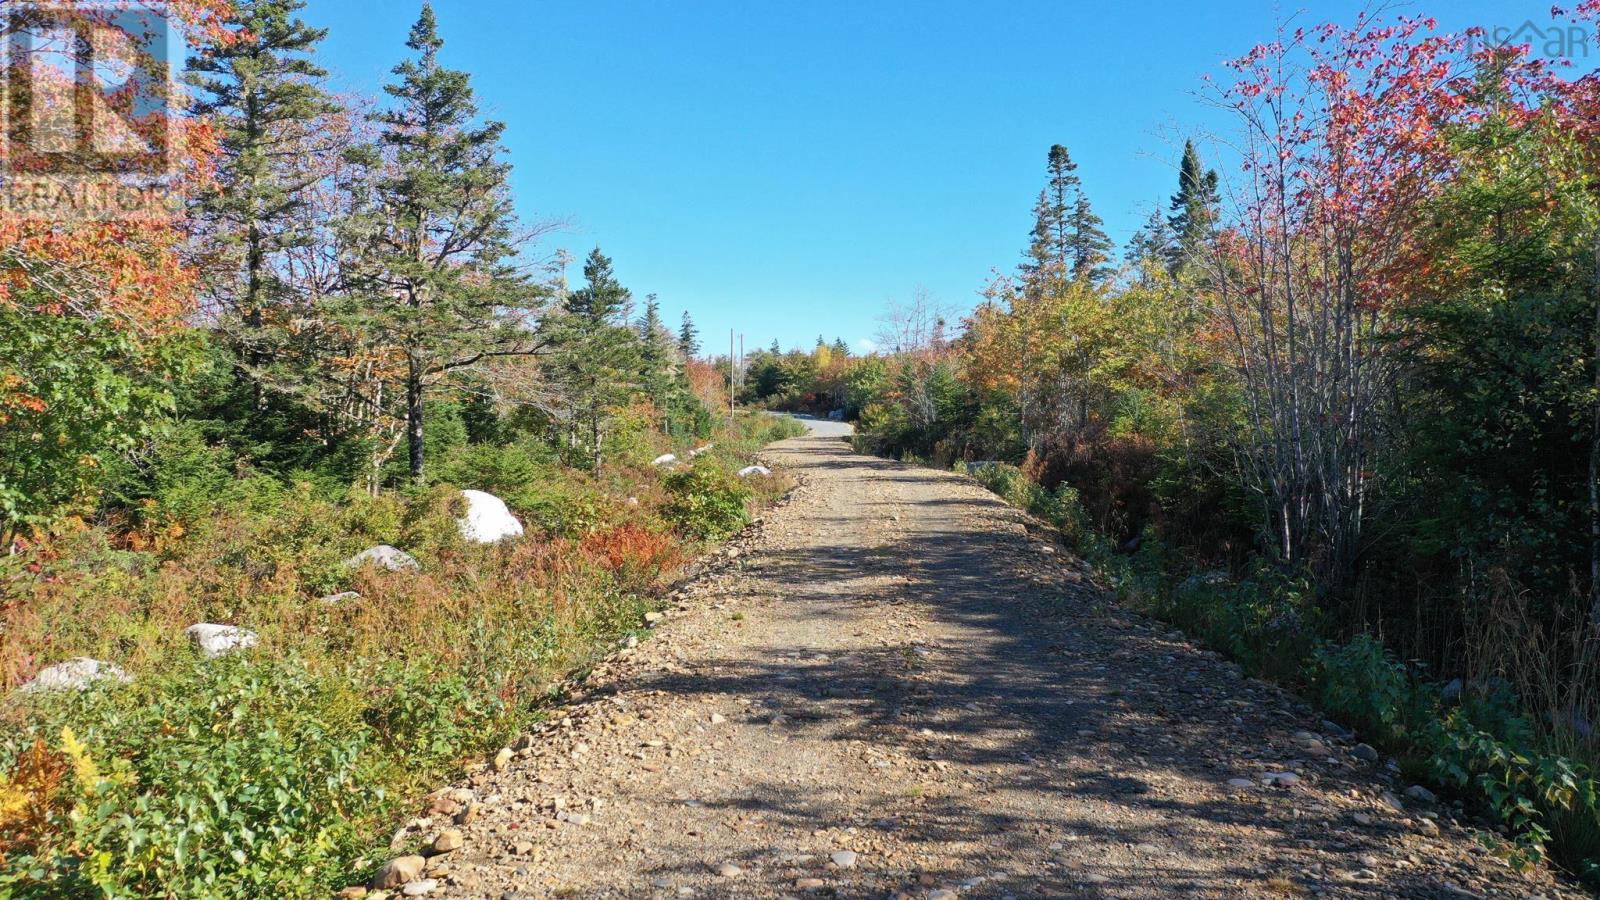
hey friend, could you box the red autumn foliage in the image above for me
[579,523,681,574]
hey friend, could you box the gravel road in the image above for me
[399,431,1580,899]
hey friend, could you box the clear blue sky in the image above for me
[301,0,1572,354]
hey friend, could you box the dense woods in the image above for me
[754,9,1600,879]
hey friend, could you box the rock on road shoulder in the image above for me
[414,431,1578,899]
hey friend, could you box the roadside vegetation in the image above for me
[753,9,1600,884]
[0,1,804,894]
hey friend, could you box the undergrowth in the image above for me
[0,413,801,897]
[954,459,1600,885]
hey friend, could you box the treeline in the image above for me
[1,0,723,542]
[773,12,1600,875]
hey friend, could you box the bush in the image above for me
[663,463,750,541]
[1,657,376,898]
[0,397,804,896]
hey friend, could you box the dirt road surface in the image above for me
[411,427,1579,899]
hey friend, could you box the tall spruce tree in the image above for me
[1067,194,1114,283]
[678,311,700,357]
[637,293,677,427]
[1165,140,1221,275]
[551,248,641,473]
[350,3,541,481]
[831,337,850,358]
[1044,144,1078,263]
[187,0,334,354]
[1024,189,1057,275]
[1022,144,1111,284]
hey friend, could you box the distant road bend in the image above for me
[421,421,1576,898]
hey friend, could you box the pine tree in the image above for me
[1165,139,1221,275]
[831,337,850,358]
[678,310,700,357]
[347,3,541,482]
[187,0,334,353]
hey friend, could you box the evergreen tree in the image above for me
[1044,144,1078,264]
[187,0,334,352]
[678,311,700,357]
[1067,194,1115,283]
[565,246,629,323]
[550,248,642,473]
[1125,209,1175,271]
[1024,145,1079,275]
[1024,188,1056,275]
[347,3,541,482]
[636,293,679,428]
[1165,139,1221,275]
[831,337,850,357]
[638,293,666,343]
[1022,144,1110,284]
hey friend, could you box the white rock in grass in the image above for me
[20,657,131,693]
[345,545,421,572]
[456,490,524,544]
[319,591,361,605]
[185,623,259,658]
[688,444,714,458]
[651,453,679,467]
[737,465,771,478]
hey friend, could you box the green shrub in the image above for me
[431,441,553,497]
[663,463,750,540]
[1432,712,1591,872]
[2,657,376,899]
[1309,635,1435,746]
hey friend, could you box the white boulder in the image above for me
[737,465,772,478]
[185,623,259,658]
[319,591,361,605]
[20,657,131,693]
[456,490,524,544]
[688,444,714,458]
[651,453,679,467]
[344,545,421,572]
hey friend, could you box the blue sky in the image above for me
[301,0,1577,354]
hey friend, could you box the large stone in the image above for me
[345,545,421,572]
[651,453,679,467]
[430,829,464,853]
[19,657,131,693]
[737,465,771,478]
[1405,784,1437,804]
[456,490,524,544]
[372,855,426,889]
[185,623,258,658]
[688,444,715,458]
